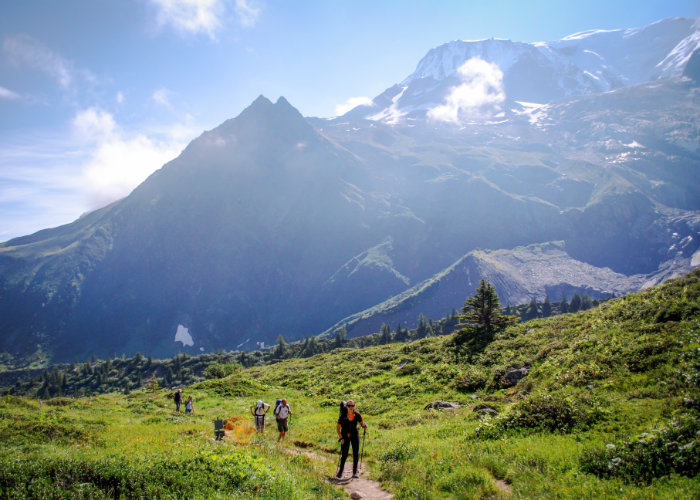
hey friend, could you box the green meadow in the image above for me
[2,269,700,499]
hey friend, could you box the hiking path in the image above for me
[287,448,393,500]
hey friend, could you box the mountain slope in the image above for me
[320,241,700,338]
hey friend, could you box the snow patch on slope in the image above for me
[174,324,194,347]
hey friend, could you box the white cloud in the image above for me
[3,34,73,88]
[116,91,125,103]
[73,107,188,210]
[152,87,174,107]
[427,57,506,124]
[150,0,226,38]
[0,85,20,99]
[234,0,261,27]
[335,96,374,116]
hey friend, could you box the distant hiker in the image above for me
[185,395,194,414]
[336,400,367,479]
[174,389,182,413]
[274,398,292,441]
[250,400,271,433]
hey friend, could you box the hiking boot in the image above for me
[352,473,360,478]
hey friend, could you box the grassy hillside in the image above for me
[1,270,699,498]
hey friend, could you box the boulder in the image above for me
[350,492,366,500]
[504,367,529,386]
[475,406,497,415]
[424,401,461,410]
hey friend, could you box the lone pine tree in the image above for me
[454,279,518,354]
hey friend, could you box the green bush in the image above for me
[475,392,607,439]
[452,368,487,392]
[203,363,242,379]
[580,412,700,483]
[0,413,96,445]
[0,449,272,499]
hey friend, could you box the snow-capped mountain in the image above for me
[341,17,698,124]
[651,18,700,80]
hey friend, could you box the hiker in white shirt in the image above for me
[250,400,271,433]
[274,398,292,441]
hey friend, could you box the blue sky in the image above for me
[1,0,698,241]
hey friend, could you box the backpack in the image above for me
[339,401,348,419]
[275,399,284,415]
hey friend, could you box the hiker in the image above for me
[336,400,367,479]
[174,389,182,413]
[274,398,292,441]
[185,395,194,414]
[250,400,270,433]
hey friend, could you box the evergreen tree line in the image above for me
[0,287,617,398]
[504,291,614,322]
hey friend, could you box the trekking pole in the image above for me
[336,439,343,478]
[359,427,366,475]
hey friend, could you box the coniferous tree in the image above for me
[334,331,343,348]
[138,372,143,387]
[425,319,435,338]
[394,323,407,342]
[380,323,391,344]
[570,293,582,312]
[542,295,552,317]
[146,356,153,368]
[560,295,569,314]
[275,335,287,358]
[416,314,427,338]
[581,293,593,311]
[308,336,320,355]
[339,325,347,342]
[524,297,539,321]
[455,279,519,349]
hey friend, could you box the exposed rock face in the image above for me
[424,401,461,410]
[504,368,529,386]
[321,241,699,338]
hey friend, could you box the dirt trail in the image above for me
[287,448,394,500]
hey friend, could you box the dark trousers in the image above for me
[339,433,360,475]
[175,401,180,412]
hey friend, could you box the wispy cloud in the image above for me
[335,96,373,116]
[149,0,226,38]
[0,85,21,100]
[427,57,506,124]
[73,107,189,210]
[148,0,262,37]
[3,34,74,88]
[0,111,199,241]
[234,0,261,28]
[152,87,174,107]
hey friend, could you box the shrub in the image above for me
[203,363,242,379]
[474,392,607,439]
[580,412,700,483]
[0,449,272,498]
[453,367,487,392]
